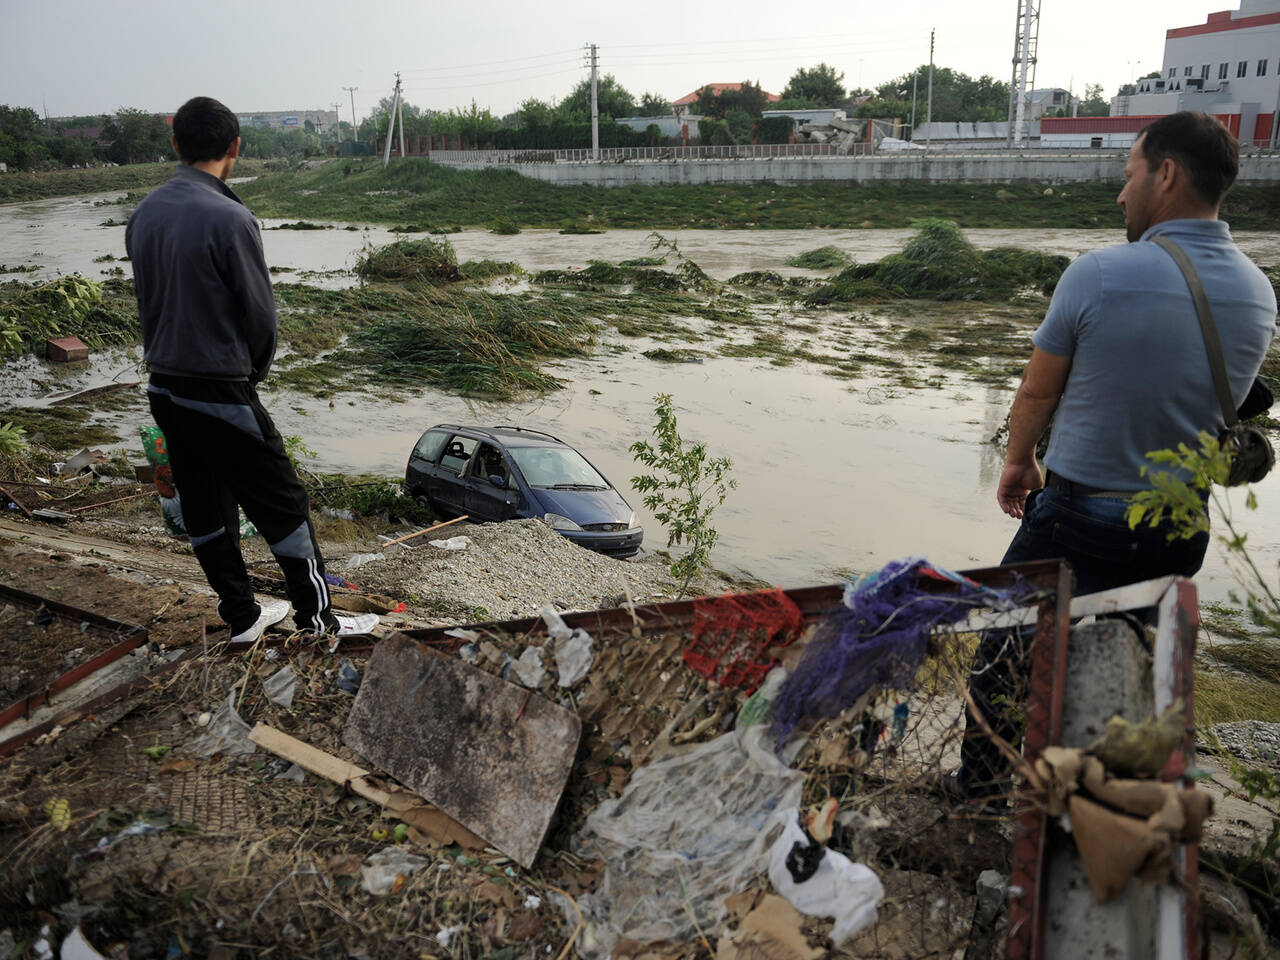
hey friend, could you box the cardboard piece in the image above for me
[715,894,824,960]
[343,632,582,868]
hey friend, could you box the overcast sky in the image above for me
[2,0,1230,120]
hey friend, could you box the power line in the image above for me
[399,46,581,75]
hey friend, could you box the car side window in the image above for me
[471,443,509,484]
[440,435,477,475]
[412,430,448,464]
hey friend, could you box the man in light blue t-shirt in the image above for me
[955,112,1276,807]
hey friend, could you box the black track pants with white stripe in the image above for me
[148,373,337,636]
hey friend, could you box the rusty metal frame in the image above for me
[0,583,148,736]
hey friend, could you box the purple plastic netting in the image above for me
[770,557,1032,746]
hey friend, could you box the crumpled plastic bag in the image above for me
[572,725,806,958]
[766,809,884,944]
[429,536,471,551]
[514,646,546,688]
[541,605,594,687]
[190,691,256,758]
[264,666,298,709]
[360,847,429,895]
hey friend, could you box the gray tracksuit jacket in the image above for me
[126,164,276,383]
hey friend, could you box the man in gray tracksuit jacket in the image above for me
[127,96,373,642]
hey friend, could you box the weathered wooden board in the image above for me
[343,632,581,867]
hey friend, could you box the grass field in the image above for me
[231,157,1280,230]
[0,159,268,204]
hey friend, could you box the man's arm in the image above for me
[997,347,1072,518]
[225,219,278,383]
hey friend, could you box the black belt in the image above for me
[1044,471,1135,499]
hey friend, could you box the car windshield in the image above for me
[509,446,609,489]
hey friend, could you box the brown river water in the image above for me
[3,190,1279,605]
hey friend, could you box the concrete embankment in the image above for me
[432,153,1280,188]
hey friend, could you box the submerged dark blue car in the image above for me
[404,424,643,557]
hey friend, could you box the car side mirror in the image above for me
[488,474,507,489]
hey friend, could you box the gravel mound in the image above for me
[336,517,681,621]
[1210,720,1280,770]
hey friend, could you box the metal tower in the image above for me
[1007,0,1041,147]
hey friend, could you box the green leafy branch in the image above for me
[630,392,736,597]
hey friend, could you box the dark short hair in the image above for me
[1139,111,1239,207]
[172,97,239,163]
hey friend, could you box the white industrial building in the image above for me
[1107,0,1280,145]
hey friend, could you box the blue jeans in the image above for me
[959,487,1209,799]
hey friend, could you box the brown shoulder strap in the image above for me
[1151,234,1237,427]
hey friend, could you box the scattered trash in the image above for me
[738,667,787,728]
[1089,699,1186,778]
[772,558,1037,745]
[975,870,1008,926]
[195,712,212,727]
[457,642,479,663]
[445,627,480,642]
[435,925,464,948]
[344,634,581,867]
[33,924,53,960]
[572,725,805,956]
[264,666,298,708]
[360,847,430,895]
[58,448,108,477]
[249,723,485,850]
[43,797,70,832]
[324,572,356,589]
[275,763,306,783]
[61,926,111,959]
[81,819,167,861]
[524,894,542,910]
[337,661,361,695]
[343,553,382,570]
[542,605,594,687]
[766,809,883,945]
[513,646,546,688]
[717,893,822,960]
[428,536,471,551]
[140,745,171,761]
[190,690,256,758]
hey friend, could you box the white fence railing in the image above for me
[426,142,1280,164]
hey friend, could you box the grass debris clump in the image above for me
[355,238,461,283]
[349,286,597,397]
[785,245,851,269]
[806,219,1069,304]
[0,275,138,359]
[490,218,521,235]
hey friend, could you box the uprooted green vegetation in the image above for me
[230,157,1280,230]
[0,275,138,359]
[785,245,851,270]
[805,219,1069,304]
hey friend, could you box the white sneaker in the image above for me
[229,599,292,644]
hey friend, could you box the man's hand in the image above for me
[997,461,1043,519]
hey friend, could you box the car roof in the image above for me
[429,424,567,448]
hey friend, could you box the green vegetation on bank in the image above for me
[0,159,267,204]
[232,158,1280,230]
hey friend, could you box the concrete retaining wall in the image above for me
[432,153,1280,187]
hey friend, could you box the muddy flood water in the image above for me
[4,190,1280,606]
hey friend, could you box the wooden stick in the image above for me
[0,484,31,518]
[70,489,157,513]
[378,514,468,549]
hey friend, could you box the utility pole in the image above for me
[910,71,918,137]
[587,42,599,161]
[343,86,359,143]
[382,75,402,168]
[330,102,342,137]
[1007,0,1041,147]
[397,75,408,158]
[926,29,934,151]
